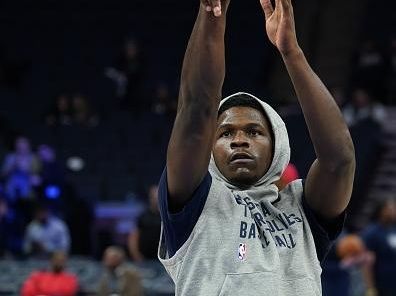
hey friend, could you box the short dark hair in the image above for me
[218,94,266,118]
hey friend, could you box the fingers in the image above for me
[260,0,274,20]
[211,0,222,17]
[202,0,222,17]
[279,0,293,14]
[262,0,293,19]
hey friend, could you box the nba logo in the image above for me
[238,243,247,261]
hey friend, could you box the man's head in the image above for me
[375,198,396,225]
[212,94,274,187]
[15,136,31,154]
[50,251,67,273]
[103,246,126,271]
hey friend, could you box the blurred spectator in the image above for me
[361,198,396,296]
[21,251,78,296]
[24,203,70,257]
[37,144,64,189]
[342,88,386,127]
[98,246,143,296]
[45,94,73,127]
[128,185,161,262]
[36,144,65,214]
[151,82,177,116]
[71,94,99,127]
[336,234,377,296]
[351,40,387,100]
[105,37,145,113]
[323,232,378,296]
[1,136,41,201]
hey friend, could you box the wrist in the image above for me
[197,6,227,37]
[280,46,305,63]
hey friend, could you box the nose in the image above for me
[230,131,249,149]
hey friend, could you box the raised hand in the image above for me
[201,0,230,17]
[260,0,300,56]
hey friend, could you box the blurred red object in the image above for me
[276,163,300,190]
[21,271,78,296]
[336,234,365,259]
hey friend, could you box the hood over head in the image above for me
[209,92,290,201]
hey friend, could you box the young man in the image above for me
[158,0,355,295]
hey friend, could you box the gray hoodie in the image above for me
[159,92,323,295]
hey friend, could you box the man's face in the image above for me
[103,249,123,270]
[15,137,30,154]
[380,200,396,224]
[213,106,273,187]
[51,252,67,273]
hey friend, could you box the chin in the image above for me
[228,172,257,188]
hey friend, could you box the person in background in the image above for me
[342,88,386,128]
[21,251,78,296]
[24,203,70,257]
[37,144,64,190]
[71,94,99,128]
[361,198,396,296]
[45,94,72,127]
[151,82,177,116]
[128,185,161,262]
[1,136,40,201]
[336,234,377,296]
[98,246,143,296]
[105,37,145,113]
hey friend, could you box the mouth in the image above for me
[229,152,254,164]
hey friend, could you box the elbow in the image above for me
[321,136,356,174]
[337,137,355,168]
[178,100,218,129]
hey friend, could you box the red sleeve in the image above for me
[21,273,40,296]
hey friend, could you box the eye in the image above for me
[220,130,232,138]
[247,129,260,136]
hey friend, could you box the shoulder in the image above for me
[51,217,68,228]
[28,271,45,279]
[26,222,39,232]
[278,179,304,205]
[124,267,140,278]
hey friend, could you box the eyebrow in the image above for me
[217,122,265,130]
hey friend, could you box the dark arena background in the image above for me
[0,0,395,295]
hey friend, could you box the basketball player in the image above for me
[157,0,355,295]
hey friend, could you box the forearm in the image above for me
[282,49,355,168]
[166,4,227,207]
[178,5,226,114]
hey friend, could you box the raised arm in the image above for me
[166,0,229,211]
[260,0,355,219]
